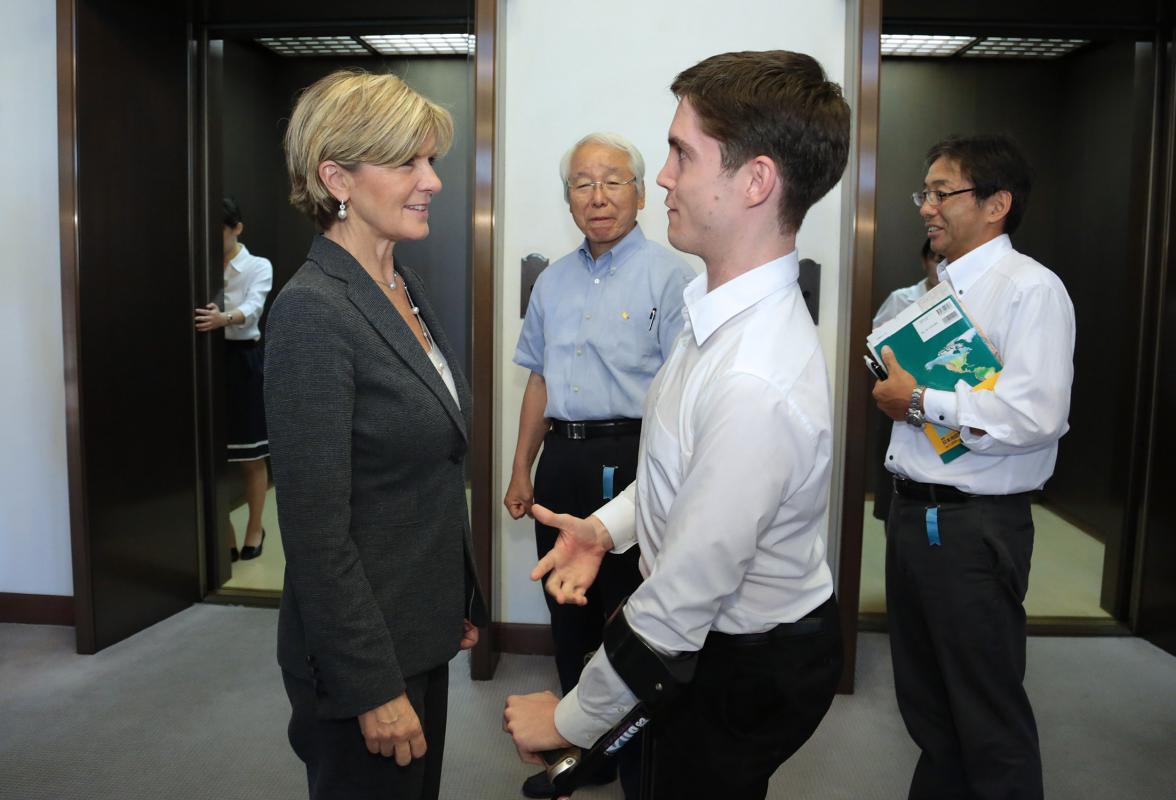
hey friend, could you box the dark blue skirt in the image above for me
[226,339,269,461]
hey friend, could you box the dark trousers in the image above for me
[533,428,643,795]
[283,664,449,800]
[886,489,1043,800]
[645,597,843,800]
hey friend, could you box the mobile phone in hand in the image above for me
[863,354,888,381]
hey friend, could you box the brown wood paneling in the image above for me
[62,0,201,652]
[1133,18,1176,657]
[0,594,76,626]
[836,0,882,695]
[197,33,231,590]
[1107,41,1163,616]
[493,623,556,656]
[57,0,93,654]
[469,0,499,681]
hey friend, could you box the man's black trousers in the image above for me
[533,428,643,794]
[644,596,842,799]
[886,488,1043,800]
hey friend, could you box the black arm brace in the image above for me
[538,603,698,797]
[602,601,697,714]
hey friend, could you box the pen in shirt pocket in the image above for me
[648,307,657,331]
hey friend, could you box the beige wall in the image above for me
[0,0,72,595]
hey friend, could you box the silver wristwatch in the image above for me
[905,385,927,427]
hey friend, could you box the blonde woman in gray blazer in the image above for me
[265,70,486,800]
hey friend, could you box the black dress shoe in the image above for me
[240,529,265,560]
[521,766,615,798]
[230,547,239,563]
[521,770,555,799]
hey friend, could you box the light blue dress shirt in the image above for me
[514,224,695,421]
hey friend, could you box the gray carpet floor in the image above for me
[1,605,1174,799]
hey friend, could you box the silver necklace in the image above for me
[403,282,445,374]
[378,271,428,348]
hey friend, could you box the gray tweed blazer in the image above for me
[265,235,487,720]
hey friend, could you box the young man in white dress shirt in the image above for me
[872,134,1075,800]
[503,50,850,799]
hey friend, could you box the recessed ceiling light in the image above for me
[881,34,976,57]
[963,37,1088,59]
[361,34,475,56]
[256,36,369,57]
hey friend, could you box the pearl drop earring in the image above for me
[337,200,348,221]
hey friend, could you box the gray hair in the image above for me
[559,132,646,203]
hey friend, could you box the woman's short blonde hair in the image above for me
[284,70,454,230]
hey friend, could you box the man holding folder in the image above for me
[872,133,1075,800]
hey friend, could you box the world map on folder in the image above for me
[867,281,1002,463]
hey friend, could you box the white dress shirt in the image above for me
[872,277,932,330]
[553,252,835,747]
[421,320,460,409]
[886,234,1075,494]
[223,243,273,342]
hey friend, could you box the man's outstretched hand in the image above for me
[530,505,613,606]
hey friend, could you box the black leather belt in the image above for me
[706,598,834,646]
[893,477,975,504]
[550,418,642,440]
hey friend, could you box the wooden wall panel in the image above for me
[1134,20,1176,656]
[61,0,201,652]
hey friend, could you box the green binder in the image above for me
[867,282,1001,463]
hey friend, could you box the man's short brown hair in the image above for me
[670,50,850,234]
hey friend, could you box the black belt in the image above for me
[892,477,976,504]
[550,418,641,440]
[705,598,834,647]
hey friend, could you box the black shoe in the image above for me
[240,529,265,560]
[521,770,554,799]
[230,547,239,563]
[521,766,615,798]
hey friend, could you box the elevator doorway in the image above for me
[853,5,1165,635]
[199,28,477,598]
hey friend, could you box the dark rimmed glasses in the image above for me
[911,187,976,208]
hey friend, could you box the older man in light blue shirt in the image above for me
[514,224,689,420]
[504,131,693,799]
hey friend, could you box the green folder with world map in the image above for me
[867,281,1002,463]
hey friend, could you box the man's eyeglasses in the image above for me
[568,176,638,197]
[911,187,976,208]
